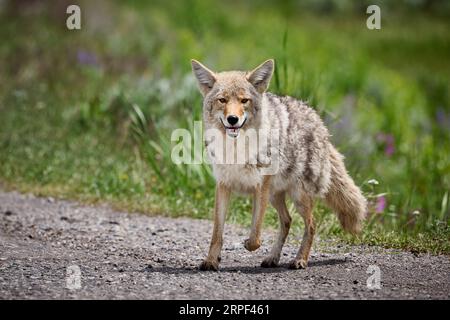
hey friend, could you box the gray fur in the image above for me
[192,59,367,270]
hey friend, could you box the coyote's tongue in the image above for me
[226,127,240,138]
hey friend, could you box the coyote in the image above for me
[191,59,367,271]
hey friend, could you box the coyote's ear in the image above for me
[191,59,216,96]
[247,59,274,93]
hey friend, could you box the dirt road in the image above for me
[0,190,448,299]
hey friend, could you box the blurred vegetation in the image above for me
[0,0,449,253]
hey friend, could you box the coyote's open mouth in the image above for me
[221,117,247,138]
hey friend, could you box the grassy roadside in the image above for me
[0,1,449,254]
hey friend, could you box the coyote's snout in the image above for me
[191,59,367,271]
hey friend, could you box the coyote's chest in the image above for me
[206,129,267,192]
[212,163,262,193]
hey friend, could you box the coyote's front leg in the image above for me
[244,175,272,252]
[199,183,231,271]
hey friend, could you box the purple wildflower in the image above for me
[384,135,395,156]
[436,107,450,130]
[77,50,98,67]
[375,196,386,213]
[377,133,395,157]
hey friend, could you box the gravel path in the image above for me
[0,190,449,299]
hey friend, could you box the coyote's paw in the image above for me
[244,238,261,252]
[288,259,308,270]
[261,256,280,268]
[199,260,219,271]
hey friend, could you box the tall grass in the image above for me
[0,0,448,253]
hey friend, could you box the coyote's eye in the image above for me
[241,98,249,104]
[218,98,227,104]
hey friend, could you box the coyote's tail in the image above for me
[324,144,367,234]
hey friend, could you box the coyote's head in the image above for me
[191,59,274,138]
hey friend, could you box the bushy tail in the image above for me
[324,145,367,234]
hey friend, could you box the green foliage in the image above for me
[0,1,448,253]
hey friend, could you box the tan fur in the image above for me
[290,192,315,269]
[199,183,231,271]
[245,175,272,251]
[261,192,291,267]
[324,145,367,234]
[192,59,367,271]
[224,100,245,118]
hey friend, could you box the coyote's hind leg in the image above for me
[261,192,292,268]
[289,191,315,269]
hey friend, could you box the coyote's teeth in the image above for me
[226,127,240,138]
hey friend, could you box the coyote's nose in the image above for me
[227,115,239,126]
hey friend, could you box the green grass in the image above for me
[0,1,449,254]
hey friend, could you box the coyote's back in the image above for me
[263,92,367,233]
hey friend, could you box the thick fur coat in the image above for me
[192,59,367,270]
